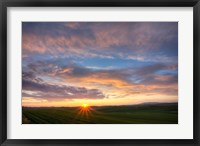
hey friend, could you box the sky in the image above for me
[22,22,178,107]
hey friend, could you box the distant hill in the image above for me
[140,102,178,105]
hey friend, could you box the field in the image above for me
[22,103,178,124]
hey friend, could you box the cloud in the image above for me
[27,60,178,97]
[64,22,80,29]
[22,72,106,100]
[24,59,178,87]
[22,22,178,62]
[22,22,178,103]
[22,60,178,101]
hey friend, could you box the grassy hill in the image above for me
[22,102,178,124]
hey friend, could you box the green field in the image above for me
[22,103,178,124]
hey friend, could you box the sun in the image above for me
[82,103,88,108]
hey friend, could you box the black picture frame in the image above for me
[0,0,199,145]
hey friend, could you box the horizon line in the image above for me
[22,102,178,108]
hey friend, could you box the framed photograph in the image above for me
[0,0,199,145]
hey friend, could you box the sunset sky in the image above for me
[22,22,178,107]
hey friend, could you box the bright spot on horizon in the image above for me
[82,103,88,108]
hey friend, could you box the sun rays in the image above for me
[78,104,92,119]
[71,104,94,123]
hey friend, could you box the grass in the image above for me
[22,102,178,124]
